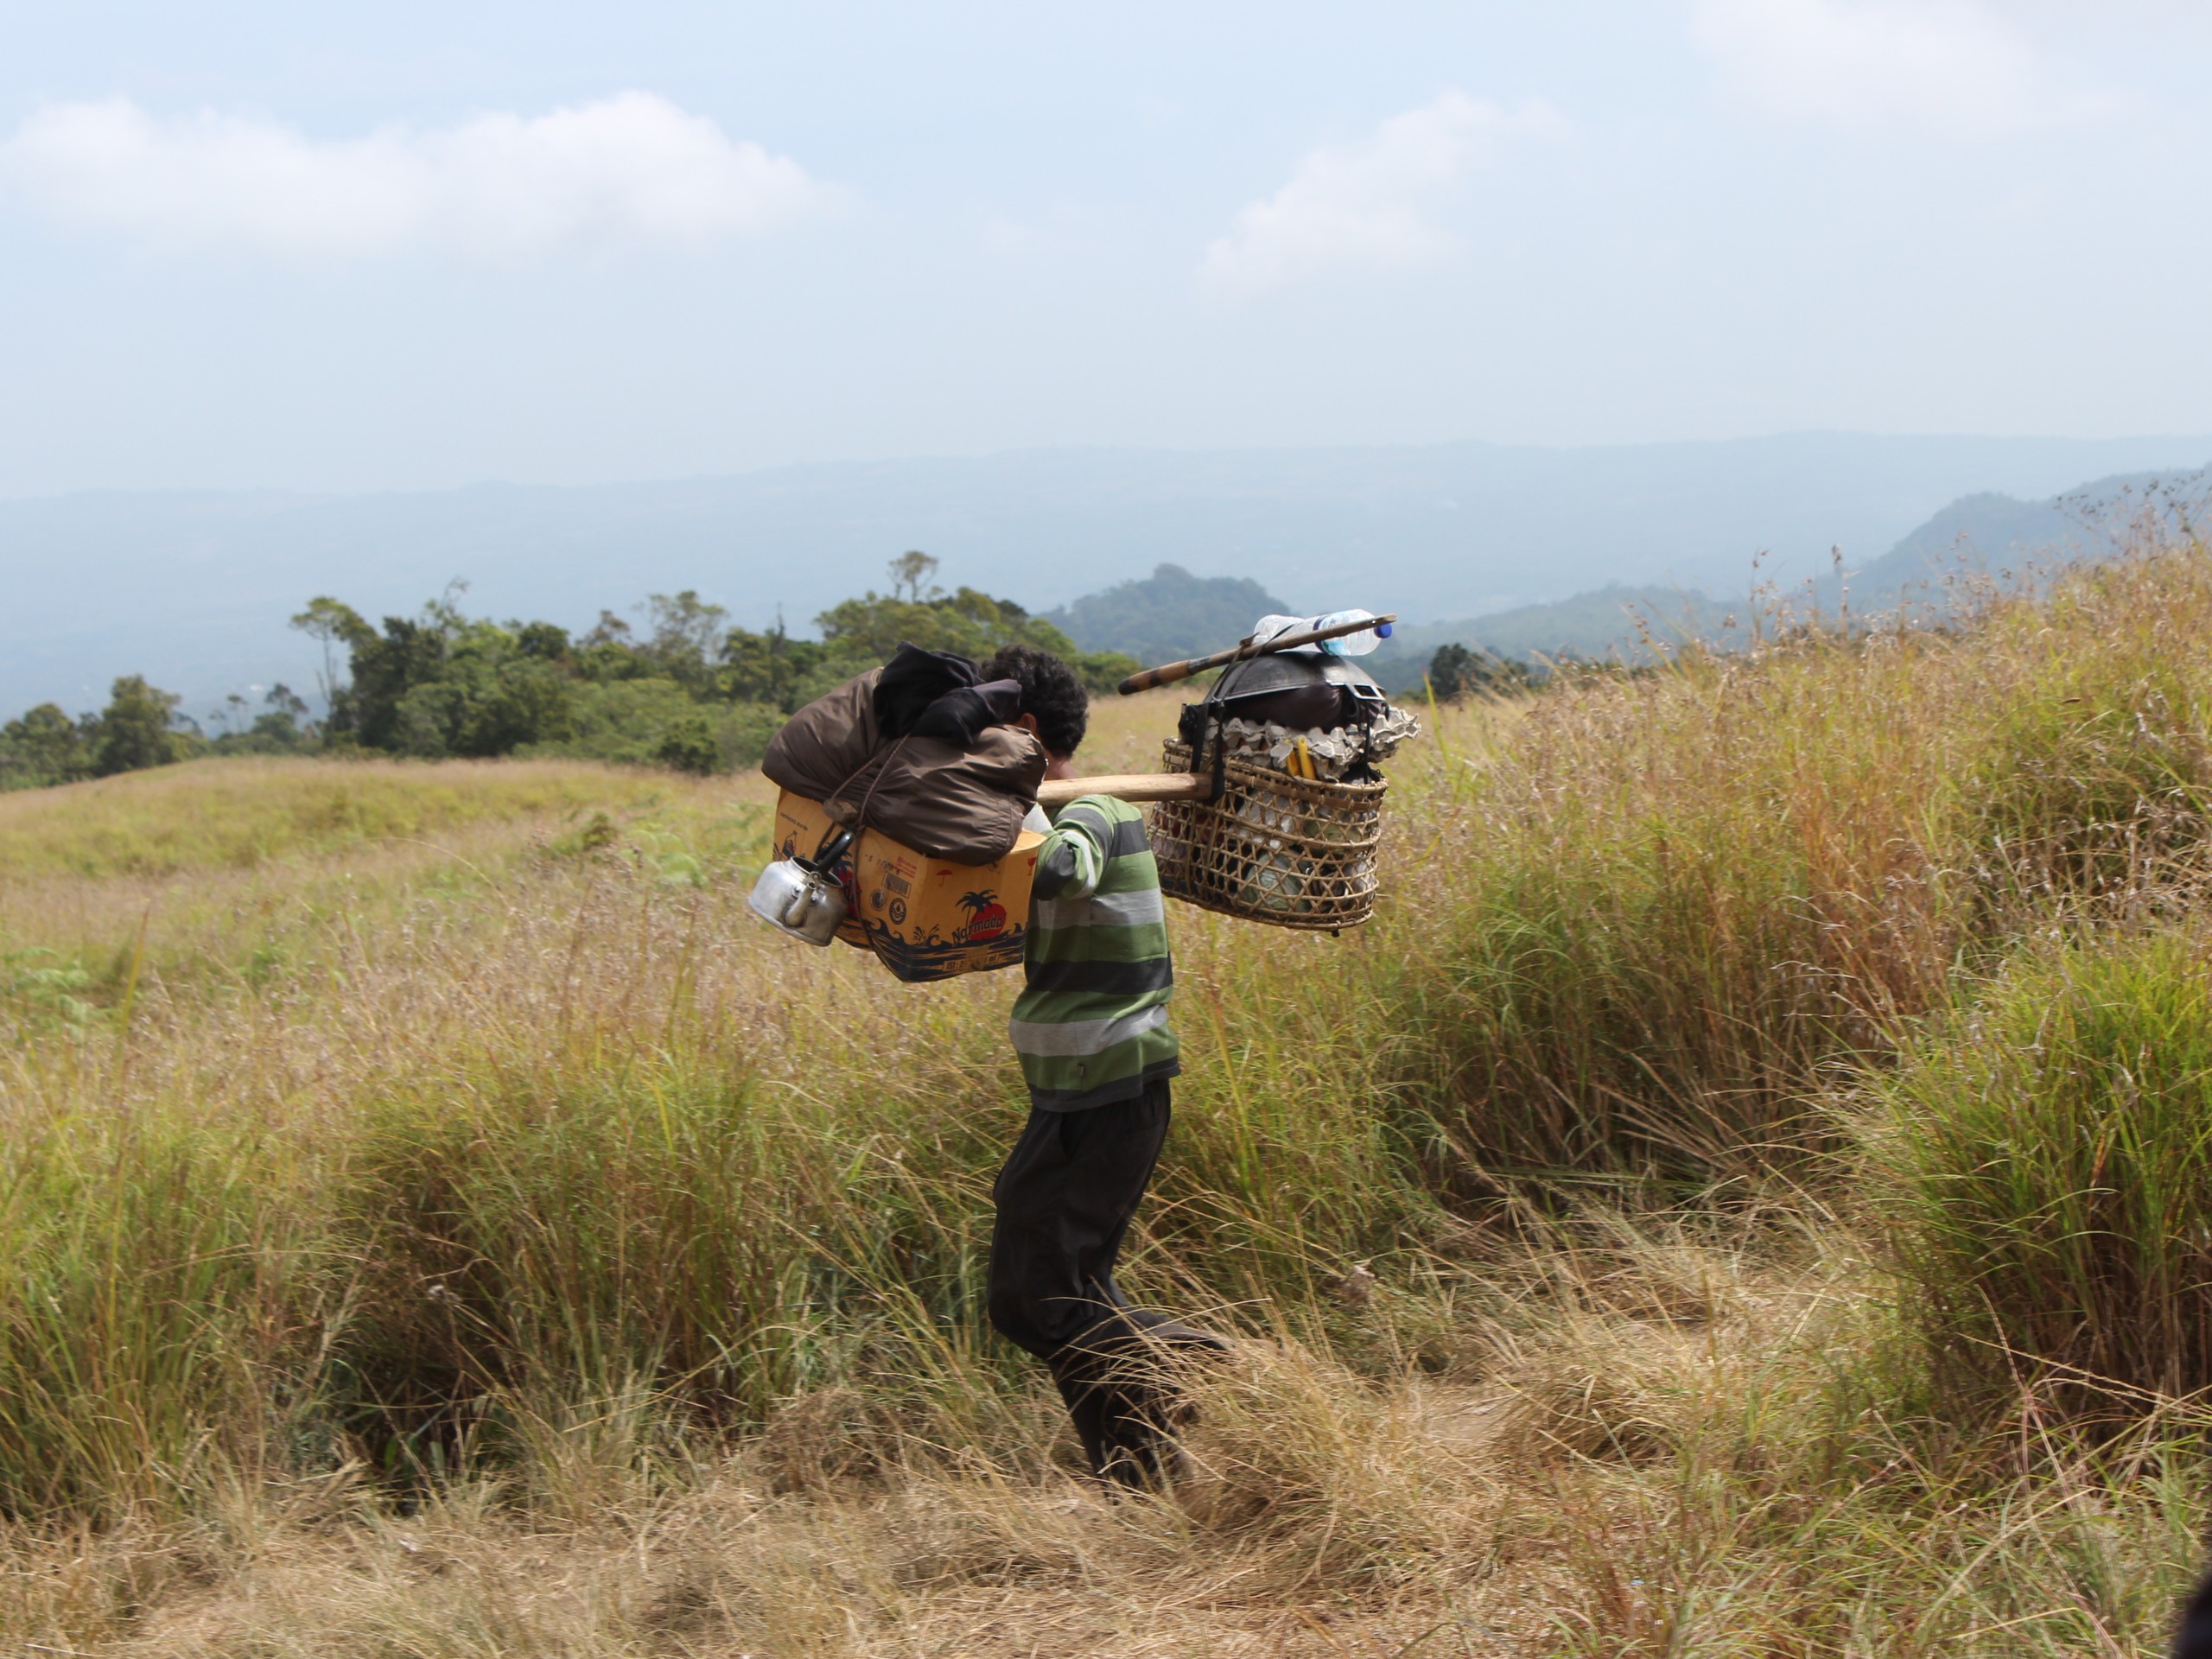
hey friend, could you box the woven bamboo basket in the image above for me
[1150,739,1386,930]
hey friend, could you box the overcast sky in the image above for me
[3,1,2209,497]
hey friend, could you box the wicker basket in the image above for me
[1150,739,1386,930]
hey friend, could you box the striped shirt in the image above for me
[1009,793,1179,1110]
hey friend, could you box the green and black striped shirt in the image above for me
[1009,793,1179,1110]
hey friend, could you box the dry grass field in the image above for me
[8,555,2212,1656]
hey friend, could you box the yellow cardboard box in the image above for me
[770,791,1044,982]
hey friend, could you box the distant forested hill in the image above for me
[1041,564,1287,664]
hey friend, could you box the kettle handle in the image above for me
[803,824,856,873]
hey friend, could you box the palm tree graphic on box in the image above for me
[956,889,1007,943]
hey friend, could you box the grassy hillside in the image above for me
[0,754,701,879]
[7,543,2212,1654]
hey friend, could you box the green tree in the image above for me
[888,550,941,602]
[653,715,721,776]
[538,679,704,766]
[212,683,314,755]
[641,591,729,696]
[324,594,580,757]
[1427,642,1530,701]
[0,703,95,788]
[295,562,1093,772]
[814,584,1077,665]
[92,676,189,776]
[1070,650,1142,696]
[290,596,374,712]
[341,613,455,748]
[571,611,651,684]
[514,621,570,661]
[396,635,575,758]
[720,615,828,713]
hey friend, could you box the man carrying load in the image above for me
[978,645,1229,1491]
[757,616,1416,1485]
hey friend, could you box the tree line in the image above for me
[0,555,1138,791]
[0,675,315,790]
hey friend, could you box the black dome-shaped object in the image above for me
[1210,651,1382,703]
[1197,651,1388,733]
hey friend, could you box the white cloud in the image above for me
[1693,0,2050,136]
[1200,92,1562,294]
[0,92,835,258]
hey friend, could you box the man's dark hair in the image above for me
[983,644,1088,758]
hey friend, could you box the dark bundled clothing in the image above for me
[910,680,1023,747]
[761,656,1046,863]
[988,1080,1226,1488]
[871,643,1023,746]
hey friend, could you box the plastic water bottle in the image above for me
[1249,609,1394,656]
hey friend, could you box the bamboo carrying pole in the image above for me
[1035,772,1209,810]
[1115,613,1398,695]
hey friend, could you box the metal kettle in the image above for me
[747,825,857,946]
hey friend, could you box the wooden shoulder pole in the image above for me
[1034,772,1211,810]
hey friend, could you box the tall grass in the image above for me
[0,1107,332,1516]
[1385,632,1961,1177]
[1872,924,2212,1414]
[1388,548,2212,1179]
[337,1040,1020,1463]
[0,741,1443,1511]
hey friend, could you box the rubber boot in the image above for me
[1047,1314,1229,1491]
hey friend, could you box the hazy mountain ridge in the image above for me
[1040,568,1743,694]
[3,434,2209,719]
[1839,467,2209,606]
[1361,588,1745,691]
[1345,464,2210,689]
[1849,490,2090,594]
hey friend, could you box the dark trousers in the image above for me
[988,1079,1219,1485]
[987,1080,1171,1359]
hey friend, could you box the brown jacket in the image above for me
[762,670,1046,864]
